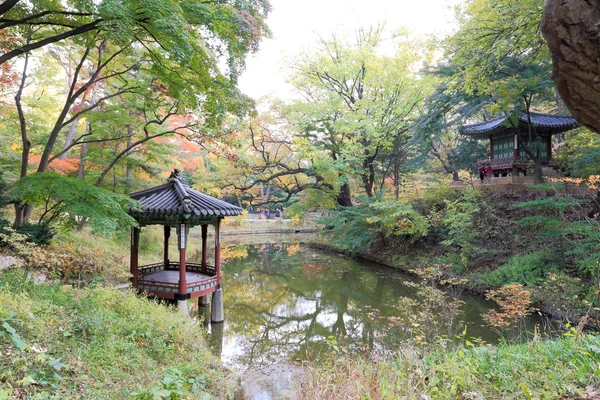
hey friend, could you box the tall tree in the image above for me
[287,28,424,204]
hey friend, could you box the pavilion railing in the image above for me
[477,157,558,168]
[137,262,217,290]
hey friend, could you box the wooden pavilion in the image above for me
[460,112,579,177]
[128,169,242,322]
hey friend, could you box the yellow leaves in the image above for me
[548,175,600,190]
[286,243,300,256]
[220,245,248,261]
[482,284,534,329]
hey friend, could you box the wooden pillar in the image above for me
[547,136,552,162]
[130,227,140,288]
[513,133,519,157]
[201,224,208,274]
[211,219,224,323]
[489,137,493,159]
[163,225,170,269]
[215,219,221,287]
[178,223,187,297]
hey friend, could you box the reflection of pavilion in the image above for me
[460,112,578,181]
[128,169,242,322]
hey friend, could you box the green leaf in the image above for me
[2,322,16,334]
[11,334,25,351]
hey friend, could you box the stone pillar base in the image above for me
[211,288,224,323]
[199,295,210,307]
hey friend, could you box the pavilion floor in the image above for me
[140,269,212,284]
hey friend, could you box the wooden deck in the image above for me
[141,269,213,284]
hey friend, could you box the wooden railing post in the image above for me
[163,225,170,269]
[130,227,140,288]
[201,224,208,274]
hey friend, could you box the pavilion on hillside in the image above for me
[460,112,579,178]
[128,169,242,322]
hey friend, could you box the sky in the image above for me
[238,0,462,101]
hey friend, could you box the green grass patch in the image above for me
[300,336,600,399]
[0,269,234,399]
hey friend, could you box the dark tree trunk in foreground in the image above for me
[542,0,600,133]
[337,183,353,207]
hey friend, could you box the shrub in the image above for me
[480,251,559,287]
[318,196,429,253]
[533,273,585,316]
[419,182,460,214]
[440,189,485,266]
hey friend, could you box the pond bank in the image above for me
[304,238,591,329]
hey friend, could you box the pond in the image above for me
[190,236,550,372]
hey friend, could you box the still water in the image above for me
[190,238,549,371]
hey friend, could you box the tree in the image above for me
[216,30,427,210]
[542,0,600,134]
[11,172,137,233]
[416,79,490,181]
[2,0,271,229]
[0,0,271,70]
[287,28,424,204]
[217,108,339,208]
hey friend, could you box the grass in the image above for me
[0,269,236,399]
[299,336,600,399]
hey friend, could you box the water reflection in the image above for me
[192,242,518,370]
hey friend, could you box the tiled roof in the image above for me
[460,112,579,137]
[129,170,242,219]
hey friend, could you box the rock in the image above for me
[0,255,23,270]
[240,363,305,400]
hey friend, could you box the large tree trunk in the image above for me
[362,156,376,197]
[337,183,353,207]
[542,0,600,133]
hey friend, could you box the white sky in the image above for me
[238,0,462,100]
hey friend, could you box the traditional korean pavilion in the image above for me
[128,169,242,322]
[460,112,579,177]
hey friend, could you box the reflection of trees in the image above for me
[218,244,478,368]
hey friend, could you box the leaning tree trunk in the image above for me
[542,0,600,133]
[13,46,33,226]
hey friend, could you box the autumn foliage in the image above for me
[483,284,534,328]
